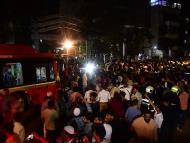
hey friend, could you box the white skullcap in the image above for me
[64,125,75,135]
[73,107,81,116]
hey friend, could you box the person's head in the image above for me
[130,99,139,106]
[155,105,161,113]
[143,110,152,123]
[83,112,94,123]
[113,92,121,100]
[127,80,133,86]
[132,85,139,94]
[94,116,103,124]
[76,96,83,104]
[90,92,97,102]
[47,100,55,109]
[123,80,128,87]
[104,110,114,123]
[93,125,106,143]
[182,85,188,93]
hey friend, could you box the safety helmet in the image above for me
[171,85,180,94]
[146,86,154,94]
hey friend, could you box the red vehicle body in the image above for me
[0,44,60,104]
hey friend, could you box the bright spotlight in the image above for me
[84,63,96,74]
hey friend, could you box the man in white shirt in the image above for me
[96,86,111,112]
[83,72,88,92]
[84,89,96,113]
[154,106,163,132]
[103,123,112,143]
[41,100,58,143]
[119,80,133,101]
[109,82,120,99]
[131,85,142,108]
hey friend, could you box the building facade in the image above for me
[150,0,184,58]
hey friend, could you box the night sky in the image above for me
[0,0,188,22]
[0,0,189,44]
[0,0,148,20]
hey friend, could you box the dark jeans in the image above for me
[46,129,56,143]
[178,110,188,129]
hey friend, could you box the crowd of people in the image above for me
[0,59,190,143]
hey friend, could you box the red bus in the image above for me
[0,44,60,104]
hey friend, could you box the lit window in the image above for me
[151,0,157,3]
[178,3,181,9]
[162,1,166,6]
[2,63,23,86]
[151,0,166,6]
[172,2,181,9]
[173,3,177,8]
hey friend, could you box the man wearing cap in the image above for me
[72,107,85,131]
[56,125,76,143]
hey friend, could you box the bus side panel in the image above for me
[27,83,60,105]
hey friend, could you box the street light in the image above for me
[62,39,73,55]
[61,39,74,61]
[63,40,73,50]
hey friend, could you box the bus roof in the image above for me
[0,44,54,59]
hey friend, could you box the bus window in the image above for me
[50,64,55,80]
[0,44,60,104]
[2,63,23,87]
[36,67,47,82]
